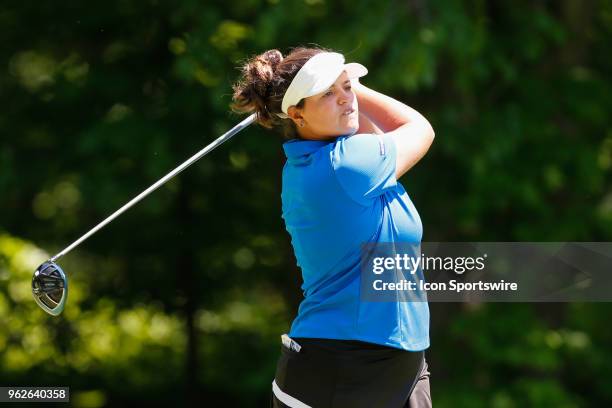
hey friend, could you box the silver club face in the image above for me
[32,262,68,316]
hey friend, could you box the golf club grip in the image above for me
[50,113,257,262]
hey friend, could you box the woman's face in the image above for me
[289,71,359,141]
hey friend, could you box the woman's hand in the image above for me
[350,76,363,89]
[353,80,382,134]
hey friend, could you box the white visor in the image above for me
[277,52,368,119]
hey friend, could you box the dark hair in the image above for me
[231,45,331,139]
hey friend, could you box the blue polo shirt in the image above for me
[281,132,430,351]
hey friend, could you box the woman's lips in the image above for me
[342,109,355,117]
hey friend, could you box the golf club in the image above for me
[32,113,257,316]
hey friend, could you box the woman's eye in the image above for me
[325,90,333,96]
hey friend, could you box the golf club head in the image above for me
[32,261,68,316]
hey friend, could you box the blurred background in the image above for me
[1,0,611,406]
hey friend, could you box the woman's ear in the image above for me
[287,106,305,128]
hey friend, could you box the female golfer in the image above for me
[232,46,435,408]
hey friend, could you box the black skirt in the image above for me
[270,336,430,408]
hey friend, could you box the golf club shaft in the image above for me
[50,114,257,263]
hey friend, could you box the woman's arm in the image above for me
[353,81,435,179]
[357,111,384,135]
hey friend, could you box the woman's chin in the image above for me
[345,123,359,135]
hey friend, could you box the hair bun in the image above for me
[262,49,283,72]
[246,49,283,86]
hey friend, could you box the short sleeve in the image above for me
[331,133,397,206]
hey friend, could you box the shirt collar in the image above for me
[282,139,332,160]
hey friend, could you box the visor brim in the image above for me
[344,62,368,79]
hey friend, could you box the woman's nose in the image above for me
[338,89,354,105]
